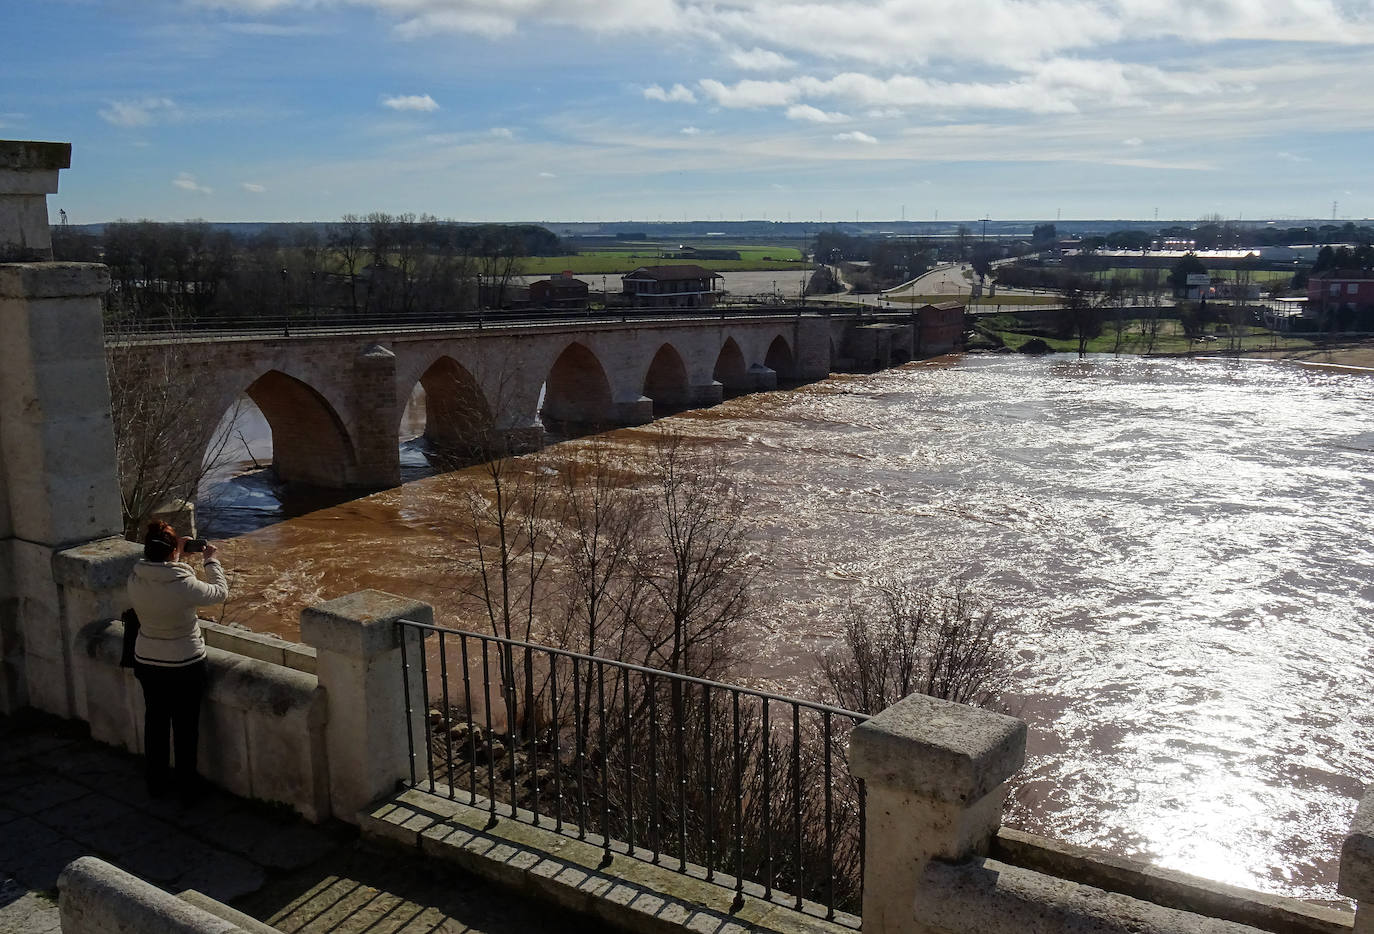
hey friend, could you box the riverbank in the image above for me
[1231,341,1374,371]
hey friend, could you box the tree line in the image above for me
[52,215,568,326]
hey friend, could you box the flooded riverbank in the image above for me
[198,353,1374,904]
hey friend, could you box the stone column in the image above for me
[687,380,725,407]
[849,692,1026,934]
[792,316,835,380]
[0,140,121,714]
[299,589,432,822]
[608,392,654,426]
[350,344,402,488]
[1340,790,1374,934]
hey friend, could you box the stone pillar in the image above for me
[50,537,143,722]
[849,692,1026,934]
[299,589,431,822]
[351,344,402,488]
[687,380,725,407]
[0,140,121,714]
[1340,790,1374,934]
[792,316,835,380]
[747,363,778,391]
[608,393,654,426]
[0,140,66,262]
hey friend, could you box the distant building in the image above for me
[1307,269,1374,317]
[529,272,589,310]
[621,264,724,308]
[1187,279,1262,302]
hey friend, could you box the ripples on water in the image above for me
[204,354,1374,904]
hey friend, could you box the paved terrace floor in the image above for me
[0,710,610,933]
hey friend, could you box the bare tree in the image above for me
[328,214,367,317]
[105,321,242,539]
[819,581,1010,715]
[636,431,755,680]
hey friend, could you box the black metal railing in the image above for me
[397,620,868,924]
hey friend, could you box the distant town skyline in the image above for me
[5,0,1371,225]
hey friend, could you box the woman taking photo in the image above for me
[128,519,229,800]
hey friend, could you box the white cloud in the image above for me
[728,47,795,71]
[173,172,212,194]
[680,126,702,135]
[1276,150,1311,162]
[1123,137,1143,146]
[383,94,439,112]
[241,181,266,192]
[538,171,557,177]
[489,126,514,138]
[833,131,878,144]
[394,9,518,39]
[196,0,1374,71]
[100,98,180,128]
[786,104,850,123]
[698,78,800,108]
[643,83,697,103]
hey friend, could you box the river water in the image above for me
[199,354,1374,904]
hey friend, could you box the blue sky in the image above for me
[4,0,1371,224]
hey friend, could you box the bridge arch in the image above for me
[643,342,691,415]
[765,335,796,379]
[713,337,748,395]
[543,341,613,433]
[408,356,495,457]
[242,369,358,488]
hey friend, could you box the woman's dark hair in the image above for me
[144,520,177,562]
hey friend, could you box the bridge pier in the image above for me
[350,345,402,488]
[687,380,724,407]
[609,394,654,427]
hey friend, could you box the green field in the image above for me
[523,245,808,275]
[979,316,1318,356]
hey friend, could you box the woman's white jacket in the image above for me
[127,558,228,667]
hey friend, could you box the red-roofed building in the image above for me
[1307,269,1374,318]
[529,272,589,310]
[621,265,724,309]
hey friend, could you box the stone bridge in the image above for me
[109,312,932,492]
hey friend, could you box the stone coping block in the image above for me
[201,621,317,674]
[363,785,856,934]
[300,589,433,658]
[849,692,1026,804]
[58,856,243,933]
[921,857,1267,934]
[995,828,1353,934]
[0,140,71,172]
[53,536,143,591]
[0,262,111,299]
[1340,791,1374,904]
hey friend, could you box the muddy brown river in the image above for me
[198,353,1373,905]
